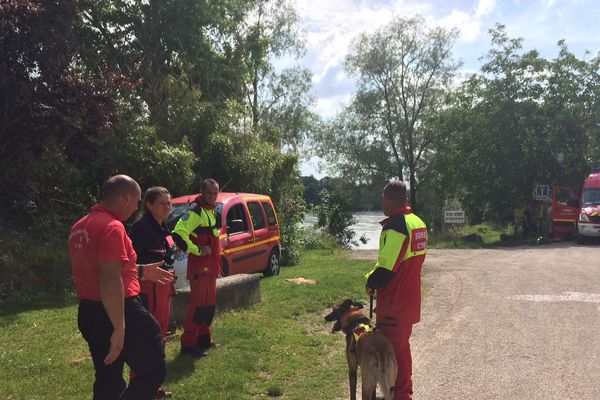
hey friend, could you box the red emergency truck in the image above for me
[548,186,579,239]
[576,168,600,242]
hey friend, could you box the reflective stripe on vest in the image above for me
[191,206,218,237]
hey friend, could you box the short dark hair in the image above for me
[143,186,170,216]
[101,175,140,202]
[201,178,219,191]
[383,180,407,204]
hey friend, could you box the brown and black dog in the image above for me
[325,299,397,400]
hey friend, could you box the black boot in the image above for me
[196,334,211,350]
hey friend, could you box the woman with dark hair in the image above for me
[128,186,175,399]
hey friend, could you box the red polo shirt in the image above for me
[68,204,140,301]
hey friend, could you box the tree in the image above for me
[302,176,322,207]
[314,189,357,248]
[0,0,125,229]
[314,15,459,211]
[542,40,599,188]
[439,25,600,223]
[242,0,303,128]
[79,0,252,143]
[237,0,319,152]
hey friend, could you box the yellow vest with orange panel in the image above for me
[172,201,222,276]
[365,208,427,325]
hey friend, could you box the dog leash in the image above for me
[369,293,374,320]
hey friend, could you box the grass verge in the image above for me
[0,248,373,400]
[429,223,534,249]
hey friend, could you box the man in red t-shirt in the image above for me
[69,174,173,400]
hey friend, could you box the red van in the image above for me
[168,192,281,288]
[576,169,600,242]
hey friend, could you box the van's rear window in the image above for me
[262,202,277,226]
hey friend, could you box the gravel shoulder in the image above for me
[350,243,600,399]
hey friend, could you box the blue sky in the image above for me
[290,0,600,177]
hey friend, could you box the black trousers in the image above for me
[78,296,166,400]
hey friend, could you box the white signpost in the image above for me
[444,210,465,224]
[444,210,465,243]
[535,184,550,201]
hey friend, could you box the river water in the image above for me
[302,211,384,250]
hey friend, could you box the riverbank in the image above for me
[303,211,383,250]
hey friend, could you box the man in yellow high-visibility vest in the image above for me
[172,178,222,357]
[365,180,428,400]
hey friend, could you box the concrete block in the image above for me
[172,274,261,325]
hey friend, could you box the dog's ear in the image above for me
[324,310,336,322]
[331,320,342,333]
[340,299,353,312]
[353,301,364,309]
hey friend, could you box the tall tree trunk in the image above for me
[409,168,418,211]
[252,68,259,129]
[145,0,169,139]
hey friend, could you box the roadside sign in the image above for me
[444,210,465,224]
[535,185,550,200]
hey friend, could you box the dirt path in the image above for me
[350,243,600,399]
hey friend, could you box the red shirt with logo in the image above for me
[68,204,140,301]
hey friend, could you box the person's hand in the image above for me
[200,245,212,256]
[104,326,124,365]
[365,285,374,297]
[142,261,174,285]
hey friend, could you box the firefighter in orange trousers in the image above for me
[172,178,221,357]
[365,180,428,400]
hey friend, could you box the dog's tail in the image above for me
[379,380,395,400]
[378,352,397,400]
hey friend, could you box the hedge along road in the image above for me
[353,242,600,399]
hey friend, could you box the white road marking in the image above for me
[512,292,600,303]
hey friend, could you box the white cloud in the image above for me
[293,0,431,84]
[438,0,497,43]
[313,94,352,119]
[439,10,482,42]
[541,0,556,7]
[475,0,496,18]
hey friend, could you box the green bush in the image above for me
[280,223,302,266]
[297,227,338,250]
[313,189,357,248]
[0,233,72,304]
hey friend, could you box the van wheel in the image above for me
[263,249,280,277]
[221,257,229,277]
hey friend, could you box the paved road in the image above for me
[410,242,600,399]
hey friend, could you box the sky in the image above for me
[286,0,600,177]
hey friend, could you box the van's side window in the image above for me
[226,204,248,234]
[262,202,277,226]
[214,203,223,228]
[247,202,266,230]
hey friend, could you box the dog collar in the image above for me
[352,323,373,343]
